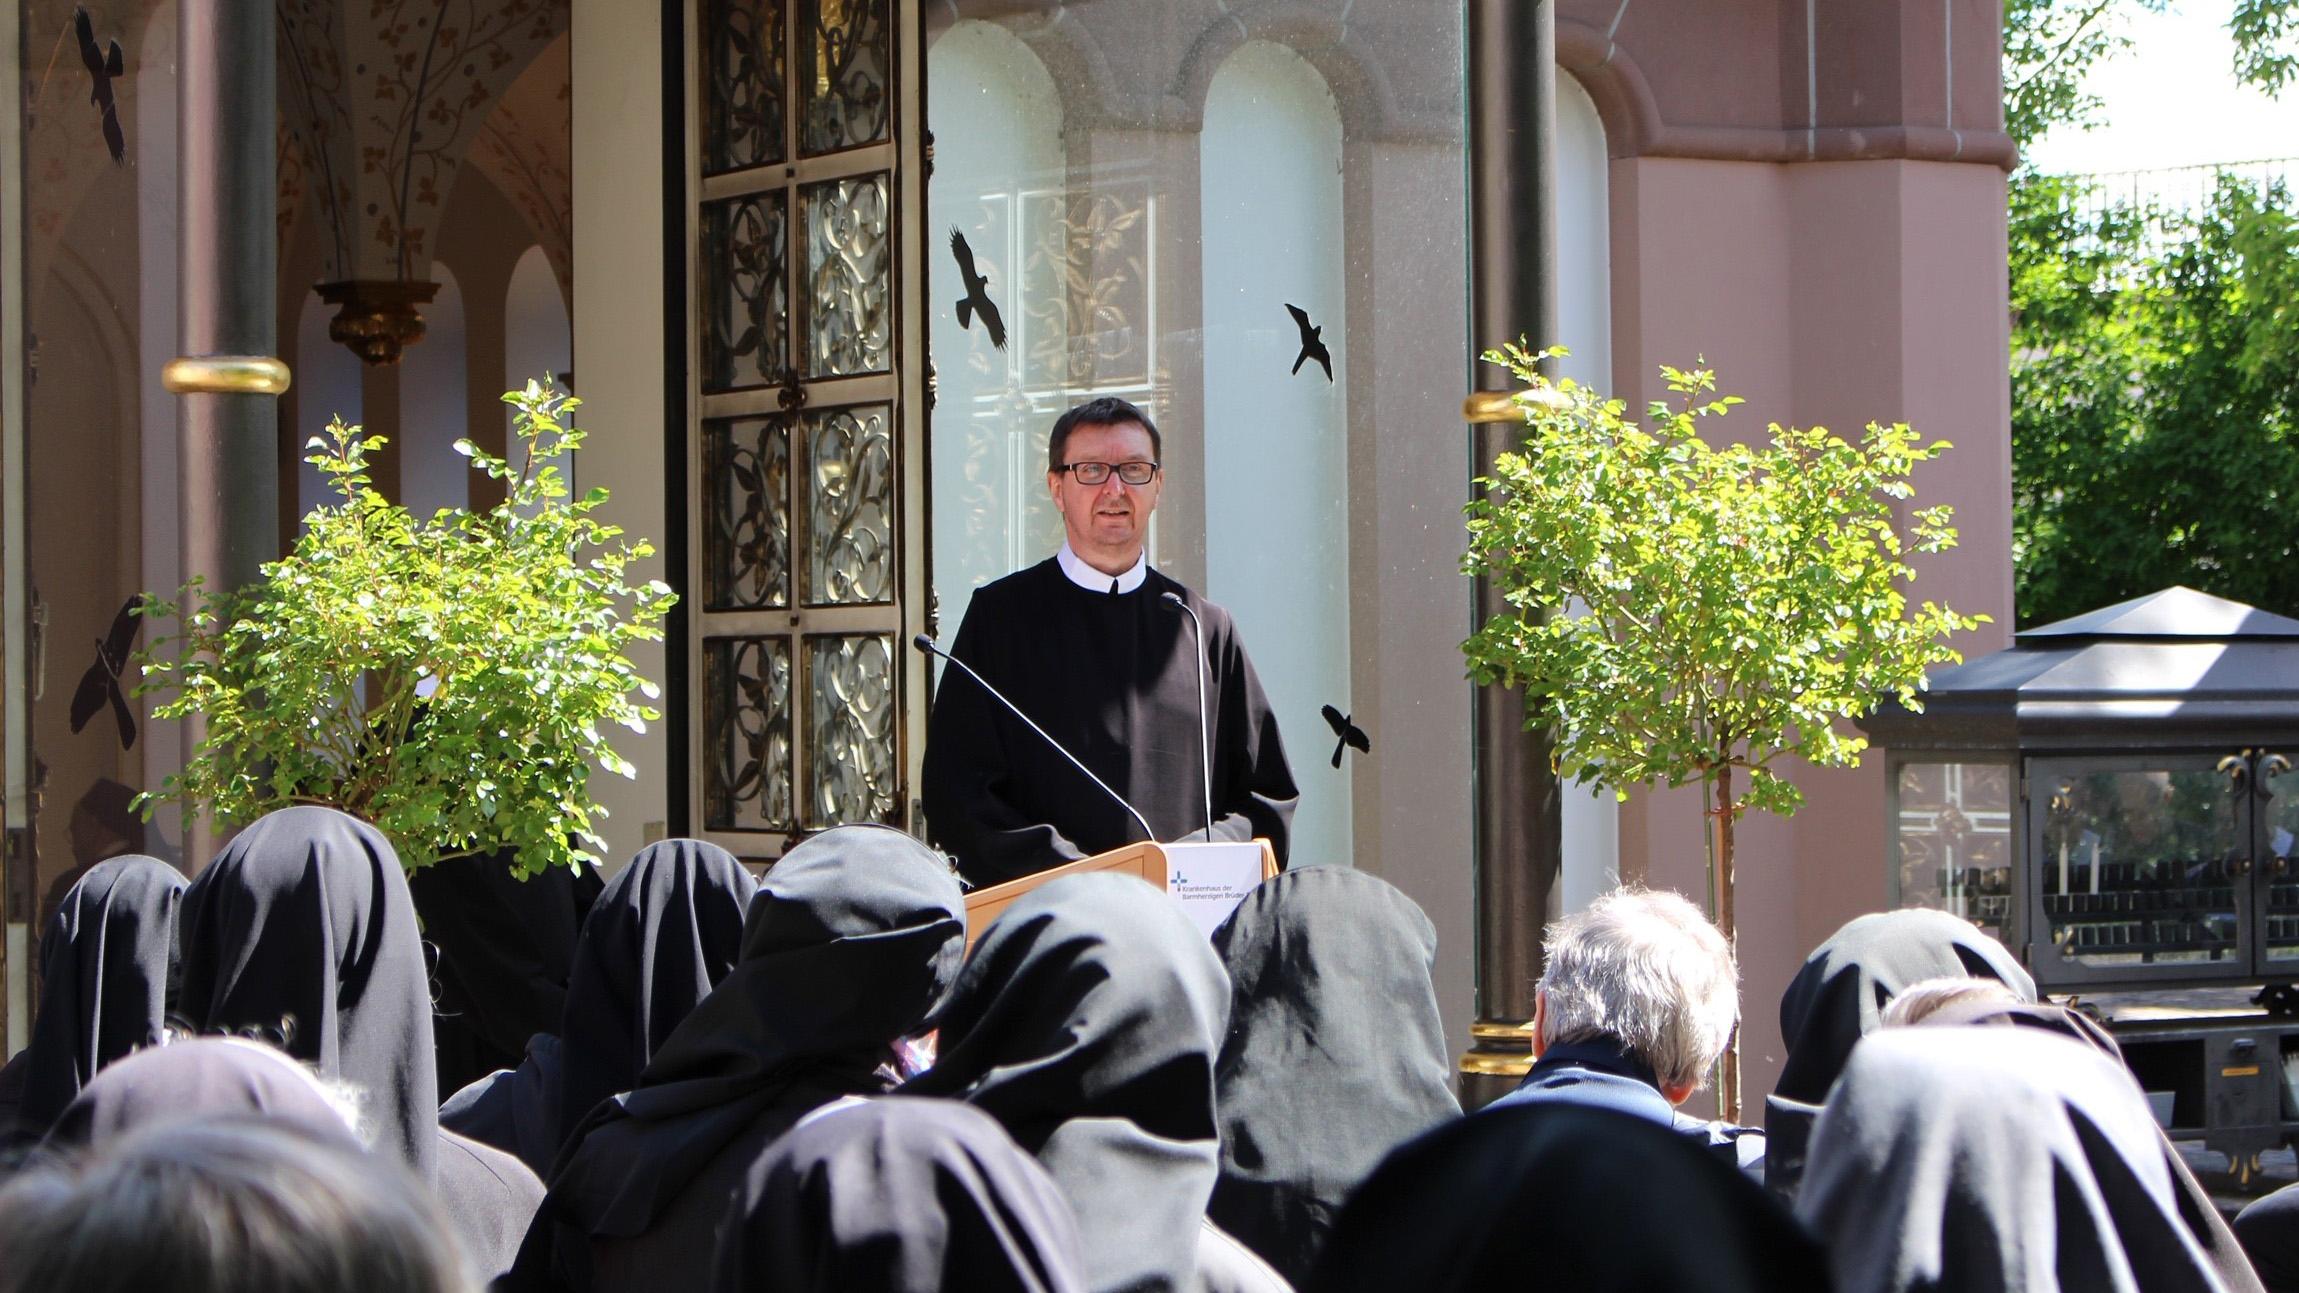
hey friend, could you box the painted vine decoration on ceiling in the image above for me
[278,0,568,284]
[463,32,572,301]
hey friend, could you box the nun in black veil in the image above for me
[1206,865,1460,1284]
[440,838,754,1173]
[708,1097,1087,1293]
[1305,1101,1828,1293]
[899,871,1284,1293]
[1765,907,2034,1197]
[512,824,965,1293]
[10,854,184,1143]
[1799,1026,2232,1293]
[175,805,545,1280]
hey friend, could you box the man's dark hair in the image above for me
[1047,397,1161,473]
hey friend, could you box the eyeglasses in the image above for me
[1057,460,1160,486]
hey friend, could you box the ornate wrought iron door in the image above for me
[685,0,926,858]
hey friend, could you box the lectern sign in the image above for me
[1163,842,1270,939]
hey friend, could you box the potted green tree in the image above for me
[1461,346,1986,1115]
[136,380,676,878]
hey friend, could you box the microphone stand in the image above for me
[1160,592,1217,842]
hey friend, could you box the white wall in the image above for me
[401,263,470,520]
[1200,42,1352,869]
[1556,71,1620,914]
[293,292,364,524]
[506,245,575,499]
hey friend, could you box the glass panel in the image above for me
[702,0,787,173]
[704,416,791,610]
[801,174,892,377]
[798,0,891,155]
[2038,767,2243,969]
[2261,753,2299,962]
[804,634,898,828]
[701,191,790,391]
[803,404,894,604]
[704,636,795,832]
[1892,763,2015,943]
[924,7,1470,873]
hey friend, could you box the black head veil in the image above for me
[539,825,965,1242]
[1207,865,1459,1283]
[44,1036,364,1154]
[19,854,184,1131]
[553,837,754,1142]
[176,805,437,1177]
[1798,1026,2230,1293]
[1305,1102,1829,1293]
[901,871,1230,1293]
[708,1097,1086,1293]
[1766,907,2033,1195]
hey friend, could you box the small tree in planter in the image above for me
[1461,346,1986,1116]
[136,381,676,878]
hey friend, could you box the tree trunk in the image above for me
[1706,764,1741,1122]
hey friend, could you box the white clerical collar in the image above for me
[1056,542,1148,595]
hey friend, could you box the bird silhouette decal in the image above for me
[71,595,143,751]
[1320,704,1369,770]
[74,8,126,164]
[949,228,1008,351]
[1286,304,1332,382]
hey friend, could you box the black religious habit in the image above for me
[1208,866,1459,1285]
[18,854,184,1135]
[708,1097,1087,1293]
[923,559,1298,885]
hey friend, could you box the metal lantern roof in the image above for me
[1858,587,2299,753]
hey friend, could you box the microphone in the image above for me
[912,634,1156,844]
[1160,592,1216,843]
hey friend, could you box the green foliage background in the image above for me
[135,382,676,877]
[2006,0,2299,626]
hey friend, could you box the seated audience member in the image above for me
[0,1119,473,1293]
[1207,866,1460,1285]
[899,872,1266,1293]
[2235,1182,2299,1293]
[12,856,184,1143]
[175,806,545,1281]
[45,1038,365,1156]
[516,825,965,1293]
[1306,1102,1827,1293]
[1798,1027,2232,1293]
[1896,998,2263,1293]
[442,838,754,1174]
[1484,887,1755,1163]
[1765,908,2033,1197]
[708,1097,1086,1293]
[407,844,597,1095]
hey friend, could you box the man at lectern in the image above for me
[922,397,1298,887]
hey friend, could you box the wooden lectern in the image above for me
[961,839,1279,946]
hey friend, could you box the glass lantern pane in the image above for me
[2260,755,2299,963]
[701,191,791,392]
[1893,762,2015,944]
[803,404,894,604]
[702,0,787,173]
[798,0,892,156]
[801,174,892,377]
[804,633,898,828]
[2037,767,2242,969]
[704,636,795,832]
[705,417,791,610]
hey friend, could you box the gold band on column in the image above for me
[163,355,292,396]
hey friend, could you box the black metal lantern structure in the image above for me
[1860,586,2299,1179]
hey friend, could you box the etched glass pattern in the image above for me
[706,417,792,610]
[702,0,786,173]
[804,404,893,605]
[802,174,892,377]
[705,636,796,832]
[702,192,790,391]
[804,633,898,828]
[798,0,890,155]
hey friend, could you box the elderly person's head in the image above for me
[1533,888,1738,1105]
